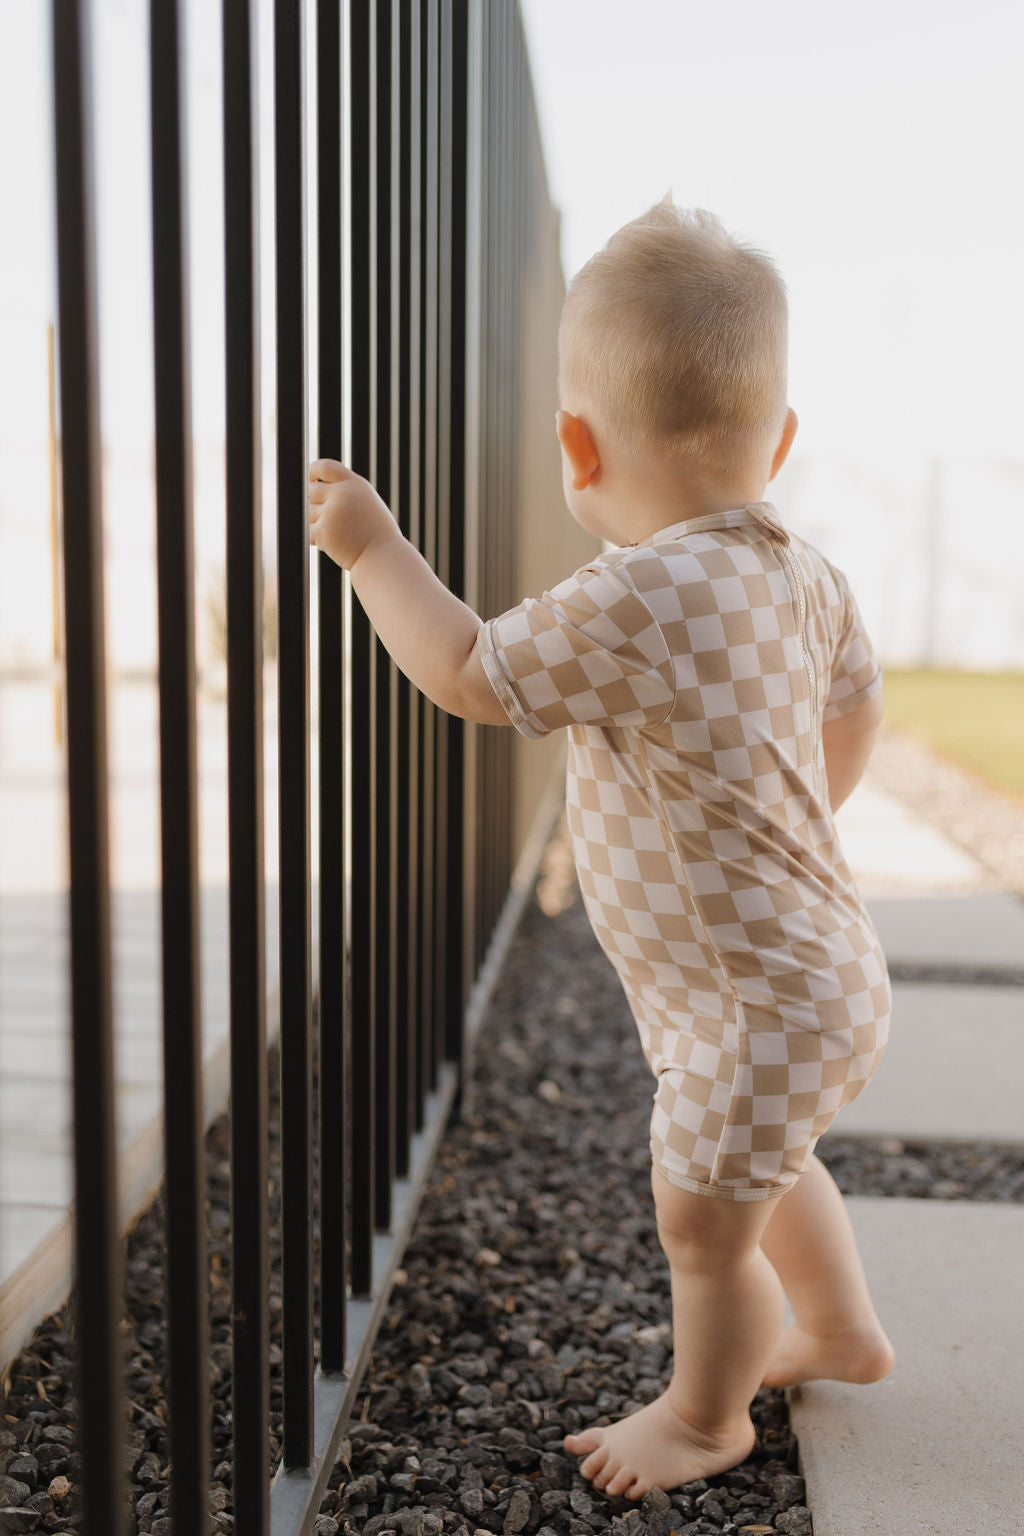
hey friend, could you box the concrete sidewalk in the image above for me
[793,1198,1024,1536]
[789,775,1024,1534]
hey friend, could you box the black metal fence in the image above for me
[47,2,554,1533]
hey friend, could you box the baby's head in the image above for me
[558,200,789,486]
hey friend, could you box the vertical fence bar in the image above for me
[316,0,349,1375]
[405,0,423,1155]
[481,1,496,954]
[348,0,377,1295]
[418,0,440,1112]
[275,0,314,1466]
[149,0,210,1528]
[373,0,396,1232]
[223,0,270,1528]
[434,0,452,1072]
[444,0,468,1065]
[50,6,126,1535]
[393,0,418,1179]
[458,0,481,1025]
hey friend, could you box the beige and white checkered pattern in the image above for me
[478,501,890,1201]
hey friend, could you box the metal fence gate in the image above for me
[47,1,553,1532]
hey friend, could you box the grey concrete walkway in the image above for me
[788,777,1024,1533]
[792,1199,1024,1536]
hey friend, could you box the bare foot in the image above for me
[761,1322,895,1388]
[563,1390,756,1500]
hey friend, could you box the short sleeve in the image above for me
[822,564,883,721]
[476,561,676,739]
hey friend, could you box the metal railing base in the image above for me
[270,1060,459,1536]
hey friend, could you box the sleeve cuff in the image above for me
[475,622,545,740]
[822,665,884,722]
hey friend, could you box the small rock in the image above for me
[738,1526,775,1534]
[768,1472,805,1507]
[0,1510,41,1534]
[537,1081,561,1103]
[458,1384,492,1408]
[460,1488,485,1518]
[474,1249,501,1269]
[538,1452,571,1489]
[775,1510,812,1536]
[344,1474,380,1504]
[6,1455,38,1486]
[569,1489,594,1517]
[47,1476,71,1502]
[312,1518,339,1536]
[451,1357,487,1382]
[134,1451,163,1486]
[540,1489,569,1515]
[32,1445,67,1473]
[0,1476,31,1508]
[152,1520,175,1536]
[502,1488,531,1534]
[39,1429,74,1448]
[135,1490,160,1520]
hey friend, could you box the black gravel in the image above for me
[2,827,1022,1536]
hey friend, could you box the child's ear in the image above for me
[768,407,799,481]
[555,410,600,491]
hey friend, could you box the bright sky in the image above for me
[519,0,1024,457]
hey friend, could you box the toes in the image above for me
[624,1478,650,1501]
[604,1465,638,1498]
[580,1445,610,1481]
[564,1429,603,1456]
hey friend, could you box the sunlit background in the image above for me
[519,0,1024,671]
[1,0,1022,904]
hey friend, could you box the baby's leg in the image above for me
[759,1153,894,1387]
[564,1168,785,1500]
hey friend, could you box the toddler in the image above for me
[309,200,894,1502]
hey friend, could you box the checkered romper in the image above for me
[477,501,891,1200]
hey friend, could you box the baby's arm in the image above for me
[308,458,509,726]
[821,690,884,812]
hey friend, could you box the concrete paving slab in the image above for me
[866,892,1024,971]
[837,783,990,897]
[833,982,1024,1143]
[792,1197,1024,1536]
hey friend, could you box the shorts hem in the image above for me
[652,1161,793,1202]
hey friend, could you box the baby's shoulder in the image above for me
[587,541,725,617]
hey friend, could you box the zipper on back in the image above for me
[779,544,821,796]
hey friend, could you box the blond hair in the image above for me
[558,200,788,476]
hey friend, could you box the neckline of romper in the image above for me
[632,500,790,549]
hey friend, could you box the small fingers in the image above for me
[309,457,349,483]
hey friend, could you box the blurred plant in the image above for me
[203,565,278,664]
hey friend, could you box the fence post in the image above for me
[149,0,210,1526]
[222,0,270,1529]
[51,3,127,1532]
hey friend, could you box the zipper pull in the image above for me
[745,501,790,546]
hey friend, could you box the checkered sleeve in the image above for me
[476,561,676,739]
[823,563,883,721]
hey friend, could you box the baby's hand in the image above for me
[308,458,398,571]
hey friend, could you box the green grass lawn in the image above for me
[880,669,1024,802]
